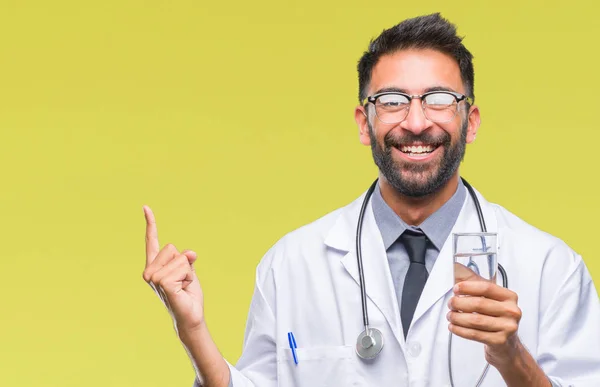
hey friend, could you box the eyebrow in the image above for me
[373,85,458,95]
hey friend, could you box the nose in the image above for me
[399,98,431,135]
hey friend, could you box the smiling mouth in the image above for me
[398,143,440,156]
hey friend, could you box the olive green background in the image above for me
[0,1,597,386]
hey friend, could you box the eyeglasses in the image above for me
[362,91,473,124]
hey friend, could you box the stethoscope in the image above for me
[354,177,508,387]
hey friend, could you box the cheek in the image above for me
[437,123,461,145]
[449,117,468,144]
[364,120,386,145]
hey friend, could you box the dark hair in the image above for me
[357,13,474,103]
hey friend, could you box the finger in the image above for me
[454,280,518,302]
[144,205,160,265]
[143,244,179,282]
[179,250,197,275]
[448,295,522,321]
[150,254,194,293]
[149,255,188,286]
[453,262,486,283]
[447,310,507,332]
[182,265,195,288]
[181,249,198,265]
[448,295,504,316]
[448,324,512,347]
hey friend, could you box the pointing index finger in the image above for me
[144,205,160,265]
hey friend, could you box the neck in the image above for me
[379,173,460,226]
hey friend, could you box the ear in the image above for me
[355,105,371,146]
[465,105,481,144]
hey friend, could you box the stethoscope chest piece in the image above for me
[356,327,384,360]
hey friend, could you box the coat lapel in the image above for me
[412,186,499,326]
[322,184,500,349]
[324,193,405,348]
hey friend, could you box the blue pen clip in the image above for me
[287,332,298,365]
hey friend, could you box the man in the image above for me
[142,13,600,387]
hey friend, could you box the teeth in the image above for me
[400,145,435,154]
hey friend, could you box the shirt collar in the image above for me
[371,178,466,251]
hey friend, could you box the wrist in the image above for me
[176,321,230,387]
[485,336,522,369]
[488,338,551,387]
[177,321,209,344]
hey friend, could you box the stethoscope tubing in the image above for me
[354,177,508,386]
[355,180,379,330]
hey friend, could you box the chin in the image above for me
[389,168,451,198]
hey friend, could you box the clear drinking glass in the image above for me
[453,233,497,284]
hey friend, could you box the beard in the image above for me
[368,119,467,198]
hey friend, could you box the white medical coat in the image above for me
[224,186,600,386]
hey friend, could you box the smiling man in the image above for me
[143,13,600,387]
[356,47,476,224]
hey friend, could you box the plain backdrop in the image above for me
[0,1,598,386]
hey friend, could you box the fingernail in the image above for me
[453,284,459,293]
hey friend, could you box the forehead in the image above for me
[369,49,464,94]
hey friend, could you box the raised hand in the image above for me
[142,205,205,334]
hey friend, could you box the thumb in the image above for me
[453,262,485,284]
[182,250,198,265]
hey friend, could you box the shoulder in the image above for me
[486,200,583,271]
[280,206,346,246]
[255,195,361,276]
[489,201,568,249]
[477,196,599,313]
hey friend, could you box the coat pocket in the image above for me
[277,345,361,387]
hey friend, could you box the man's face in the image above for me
[355,49,480,197]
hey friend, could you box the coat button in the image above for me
[407,342,422,357]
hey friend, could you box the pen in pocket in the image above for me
[287,332,298,365]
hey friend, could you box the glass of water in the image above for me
[453,233,497,284]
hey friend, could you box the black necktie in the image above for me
[400,229,429,338]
